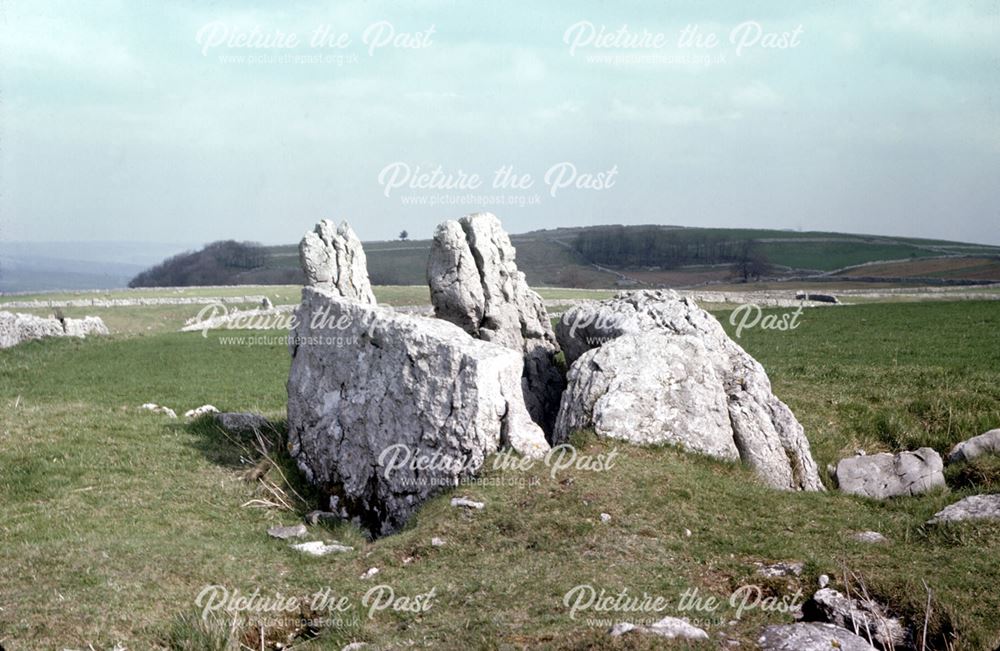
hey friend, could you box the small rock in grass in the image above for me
[451,497,484,510]
[184,404,219,419]
[431,537,446,547]
[684,528,692,537]
[818,574,830,588]
[756,561,804,578]
[268,524,308,540]
[947,429,1000,463]
[609,616,709,640]
[758,622,876,650]
[360,567,379,580]
[341,644,367,651]
[851,530,887,544]
[927,494,1000,524]
[140,403,177,418]
[291,540,354,556]
[215,411,271,435]
[599,513,611,523]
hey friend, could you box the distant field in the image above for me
[838,256,1000,280]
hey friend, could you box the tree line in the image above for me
[573,227,771,280]
[129,240,267,287]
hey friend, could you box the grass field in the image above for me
[2,300,999,649]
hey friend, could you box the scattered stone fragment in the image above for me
[758,622,877,650]
[927,494,1000,524]
[599,513,611,524]
[756,561,804,578]
[299,220,376,303]
[609,616,709,640]
[555,290,823,491]
[802,587,909,650]
[291,541,354,556]
[360,567,379,580]
[818,574,830,588]
[947,428,1000,463]
[341,643,367,651]
[834,448,945,499]
[305,510,341,526]
[261,296,274,310]
[184,404,219,419]
[140,403,177,419]
[431,537,446,547]
[851,531,888,544]
[451,497,485,510]
[268,524,308,540]
[214,412,271,435]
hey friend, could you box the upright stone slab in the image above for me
[299,219,376,304]
[428,212,564,434]
[287,287,548,536]
[555,290,823,491]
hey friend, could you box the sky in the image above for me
[1,0,998,247]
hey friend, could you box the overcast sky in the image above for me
[1,0,998,246]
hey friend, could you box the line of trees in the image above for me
[129,240,266,287]
[573,226,771,275]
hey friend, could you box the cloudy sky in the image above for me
[1,0,998,246]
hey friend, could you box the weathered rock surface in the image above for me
[947,428,1000,463]
[758,623,877,650]
[803,588,909,650]
[851,531,888,544]
[554,290,823,491]
[215,412,271,435]
[291,540,353,556]
[834,448,944,499]
[428,213,564,434]
[287,287,548,536]
[299,220,376,304]
[267,523,308,540]
[184,404,219,419]
[556,334,740,460]
[609,616,709,640]
[927,494,1000,524]
[0,311,108,348]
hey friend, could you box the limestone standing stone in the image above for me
[555,290,823,491]
[834,448,944,499]
[428,213,564,433]
[287,287,548,536]
[299,220,376,304]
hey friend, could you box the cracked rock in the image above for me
[299,219,376,304]
[554,290,823,491]
[834,448,944,499]
[428,213,564,435]
[287,287,547,536]
[759,622,877,650]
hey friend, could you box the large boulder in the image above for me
[287,286,548,536]
[556,333,740,460]
[0,311,108,348]
[299,220,376,304]
[555,290,823,491]
[947,428,1000,463]
[758,623,877,651]
[927,494,1000,524]
[428,213,564,434]
[834,449,944,500]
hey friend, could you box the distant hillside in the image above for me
[126,226,1000,290]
